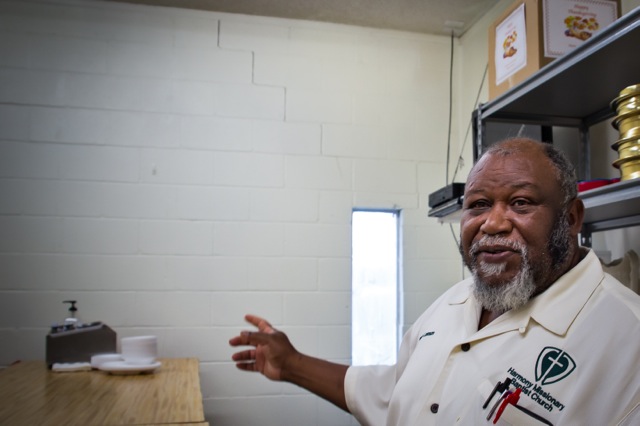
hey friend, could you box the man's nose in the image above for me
[479,204,512,235]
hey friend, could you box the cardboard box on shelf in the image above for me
[488,0,620,100]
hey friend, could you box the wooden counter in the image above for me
[0,358,207,426]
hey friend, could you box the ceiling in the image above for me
[107,0,502,36]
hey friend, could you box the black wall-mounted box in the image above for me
[428,183,465,208]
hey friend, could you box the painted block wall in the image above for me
[0,0,464,424]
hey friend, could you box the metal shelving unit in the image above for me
[473,7,640,246]
[579,178,640,246]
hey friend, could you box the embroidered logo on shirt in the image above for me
[505,346,575,413]
[418,331,435,340]
[507,366,567,412]
[535,347,576,385]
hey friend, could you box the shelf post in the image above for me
[578,123,591,181]
[472,106,485,161]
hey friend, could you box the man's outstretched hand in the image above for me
[229,313,350,412]
[229,314,299,382]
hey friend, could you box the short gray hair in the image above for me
[482,138,577,207]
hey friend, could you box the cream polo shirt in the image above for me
[345,249,640,426]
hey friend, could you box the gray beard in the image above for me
[470,237,537,314]
[467,212,573,314]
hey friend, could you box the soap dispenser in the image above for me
[46,300,117,368]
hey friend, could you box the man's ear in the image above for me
[567,198,585,236]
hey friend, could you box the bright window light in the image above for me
[352,210,400,366]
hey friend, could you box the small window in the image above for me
[351,210,401,366]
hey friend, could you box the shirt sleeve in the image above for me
[345,364,398,426]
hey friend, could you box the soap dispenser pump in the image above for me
[63,300,79,325]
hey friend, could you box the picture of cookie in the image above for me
[502,30,518,58]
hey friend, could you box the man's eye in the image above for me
[512,199,530,207]
[468,200,490,209]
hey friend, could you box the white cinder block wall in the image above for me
[0,0,464,424]
[3,0,639,424]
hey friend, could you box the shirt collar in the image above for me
[528,248,602,336]
[447,277,474,305]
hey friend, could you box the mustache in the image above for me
[469,236,525,257]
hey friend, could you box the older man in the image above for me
[229,138,640,425]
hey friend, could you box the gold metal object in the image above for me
[613,155,640,180]
[611,111,640,134]
[617,125,640,142]
[611,84,640,180]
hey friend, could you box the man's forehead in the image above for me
[466,158,568,212]
[467,175,538,189]
[466,150,558,191]
[470,145,550,176]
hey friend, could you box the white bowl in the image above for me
[121,335,158,365]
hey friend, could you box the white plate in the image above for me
[91,353,123,369]
[98,360,161,375]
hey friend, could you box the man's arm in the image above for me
[229,314,350,412]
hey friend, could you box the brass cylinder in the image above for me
[611,84,640,180]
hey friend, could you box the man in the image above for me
[229,138,640,425]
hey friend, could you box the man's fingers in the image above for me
[232,351,258,372]
[245,314,276,333]
[231,349,256,362]
[231,348,263,373]
[228,335,245,347]
[234,362,256,372]
[229,330,272,347]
